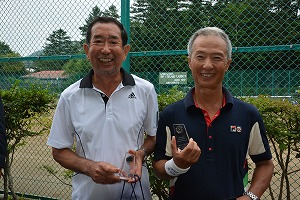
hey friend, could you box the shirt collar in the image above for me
[184,86,234,111]
[79,68,135,88]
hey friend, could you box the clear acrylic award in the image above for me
[119,152,136,181]
[173,124,190,150]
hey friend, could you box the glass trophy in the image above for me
[119,152,136,181]
[173,124,190,150]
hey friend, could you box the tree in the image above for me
[79,6,102,40]
[1,81,55,200]
[0,41,14,55]
[102,4,119,19]
[0,41,25,75]
[130,0,192,73]
[193,0,299,70]
[130,0,299,72]
[79,5,120,44]
[32,29,81,71]
[43,29,78,56]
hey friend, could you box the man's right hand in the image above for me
[52,148,121,184]
[171,136,201,169]
[87,161,121,184]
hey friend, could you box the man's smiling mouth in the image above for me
[99,58,113,63]
[201,73,214,77]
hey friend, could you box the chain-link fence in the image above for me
[0,0,299,199]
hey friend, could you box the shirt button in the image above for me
[208,148,213,151]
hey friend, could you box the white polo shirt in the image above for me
[47,68,158,200]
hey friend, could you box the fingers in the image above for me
[127,174,140,183]
[90,162,121,184]
[172,137,201,169]
[183,138,201,162]
[127,149,143,180]
[128,149,136,156]
[171,136,178,152]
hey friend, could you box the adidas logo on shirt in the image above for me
[128,92,137,99]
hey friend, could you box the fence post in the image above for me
[121,0,130,73]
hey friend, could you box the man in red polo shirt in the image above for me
[153,27,274,200]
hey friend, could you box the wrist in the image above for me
[243,191,260,200]
[136,148,147,161]
[164,158,190,177]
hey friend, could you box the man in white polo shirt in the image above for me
[47,16,158,200]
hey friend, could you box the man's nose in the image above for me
[101,42,111,53]
[202,58,213,69]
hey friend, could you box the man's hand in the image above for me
[171,136,201,169]
[127,149,145,183]
[86,161,121,184]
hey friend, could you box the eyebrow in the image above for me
[194,50,225,56]
[93,34,120,40]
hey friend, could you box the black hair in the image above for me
[86,16,128,46]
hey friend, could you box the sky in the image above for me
[0,0,123,56]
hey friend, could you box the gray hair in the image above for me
[187,27,232,59]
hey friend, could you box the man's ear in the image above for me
[188,56,192,69]
[225,59,232,71]
[83,43,90,59]
[123,44,130,61]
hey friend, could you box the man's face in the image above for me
[188,35,231,90]
[83,22,130,77]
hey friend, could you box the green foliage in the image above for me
[0,53,25,74]
[241,95,300,199]
[1,81,56,143]
[63,58,91,78]
[0,81,56,200]
[243,95,300,151]
[43,29,80,56]
[157,86,186,111]
[34,29,82,71]
[0,41,14,55]
[0,41,25,74]
[147,154,169,200]
[130,0,299,72]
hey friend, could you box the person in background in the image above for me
[47,16,158,200]
[153,27,274,200]
[0,96,7,179]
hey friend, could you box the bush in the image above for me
[242,95,300,200]
[1,81,56,200]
